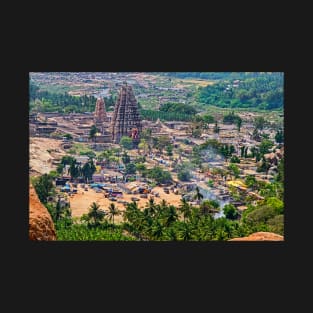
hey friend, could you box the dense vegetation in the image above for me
[158,72,282,81]
[196,73,283,110]
[160,102,197,115]
[56,223,134,240]
[29,80,115,113]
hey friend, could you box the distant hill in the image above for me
[155,72,283,81]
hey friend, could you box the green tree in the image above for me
[202,114,215,129]
[228,163,240,179]
[165,145,173,156]
[89,125,98,142]
[135,163,147,177]
[61,155,76,167]
[33,173,54,203]
[151,221,165,240]
[69,161,80,180]
[193,186,204,203]
[120,136,133,150]
[138,138,149,155]
[146,166,172,184]
[55,196,62,222]
[99,149,114,166]
[162,205,178,227]
[245,175,258,189]
[267,215,284,235]
[160,102,197,115]
[85,202,106,227]
[223,204,239,220]
[259,139,274,155]
[178,169,191,181]
[57,163,64,175]
[264,197,284,214]
[82,160,96,183]
[122,151,130,164]
[178,223,193,241]
[230,155,240,163]
[126,163,137,175]
[107,203,120,226]
[179,198,192,222]
[275,129,284,143]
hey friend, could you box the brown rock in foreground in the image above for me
[229,232,284,241]
[29,184,56,240]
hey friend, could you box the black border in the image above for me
[9,33,302,305]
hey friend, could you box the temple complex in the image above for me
[111,83,142,146]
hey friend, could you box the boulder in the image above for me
[29,184,56,240]
[229,232,283,241]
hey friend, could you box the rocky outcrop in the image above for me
[29,184,56,240]
[229,232,283,241]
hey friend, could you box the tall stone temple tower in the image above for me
[94,97,106,133]
[111,83,142,146]
[93,97,111,143]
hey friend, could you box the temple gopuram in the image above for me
[110,83,142,147]
[93,97,111,143]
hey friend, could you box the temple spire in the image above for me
[111,84,142,146]
[94,97,106,132]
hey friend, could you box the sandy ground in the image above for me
[68,185,182,223]
[29,137,66,176]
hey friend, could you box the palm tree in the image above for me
[101,149,113,167]
[165,227,177,241]
[179,198,191,222]
[178,223,193,241]
[147,197,157,217]
[107,203,120,226]
[151,221,165,240]
[162,205,178,227]
[193,186,204,204]
[87,202,106,226]
[123,201,139,222]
